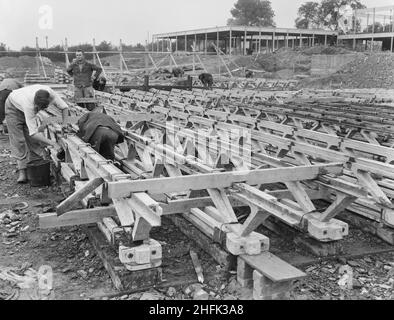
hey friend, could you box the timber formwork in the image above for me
[38,86,394,299]
[93,88,394,239]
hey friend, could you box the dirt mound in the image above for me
[301,52,394,89]
[256,48,310,73]
[0,55,58,78]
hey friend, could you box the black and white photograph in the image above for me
[0,0,393,306]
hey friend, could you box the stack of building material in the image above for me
[54,68,72,84]
[24,71,51,84]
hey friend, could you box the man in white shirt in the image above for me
[5,85,68,183]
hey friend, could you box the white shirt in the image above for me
[8,85,68,136]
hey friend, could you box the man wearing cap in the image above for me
[5,85,68,183]
[0,78,24,133]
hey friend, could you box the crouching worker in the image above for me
[199,73,214,90]
[77,112,124,161]
[0,79,24,133]
[5,85,68,183]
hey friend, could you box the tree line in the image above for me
[0,41,147,62]
[226,0,369,32]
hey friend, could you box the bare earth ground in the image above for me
[0,134,393,300]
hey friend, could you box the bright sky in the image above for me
[0,0,393,49]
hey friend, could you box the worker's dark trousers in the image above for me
[0,89,12,124]
[89,126,119,161]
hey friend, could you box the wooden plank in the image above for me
[320,193,357,222]
[56,177,104,216]
[241,252,306,283]
[112,198,135,232]
[107,164,343,198]
[39,207,117,229]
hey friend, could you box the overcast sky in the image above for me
[0,0,393,49]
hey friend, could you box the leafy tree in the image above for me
[0,43,7,52]
[295,2,321,29]
[294,0,366,31]
[318,0,366,31]
[227,0,275,27]
[364,22,384,33]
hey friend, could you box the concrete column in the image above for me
[324,34,327,46]
[312,33,315,46]
[205,33,207,55]
[292,37,295,49]
[299,33,302,48]
[286,33,289,48]
[175,36,178,52]
[272,32,275,51]
[259,30,262,53]
[266,39,269,53]
[195,33,197,51]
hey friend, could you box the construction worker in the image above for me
[5,85,68,183]
[77,112,124,161]
[199,73,214,90]
[0,79,24,133]
[66,49,103,101]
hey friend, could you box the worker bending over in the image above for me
[77,112,124,161]
[67,50,103,101]
[5,85,68,183]
[0,79,23,133]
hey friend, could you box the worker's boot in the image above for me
[17,169,28,184]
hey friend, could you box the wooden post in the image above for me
[244,29,247,55]
[324,34,327,46]
[391,36,394,52]
[93,38,97,65]
[217,29,220,56]
[119,39,123,75]
[45,36,49,50]
[286,33,288,48]
[230,28,232,56]
[64,38,70,68]
[299,33,302,48]
[312,33,315,47]
[35,37,40,75]
[185,35,187,52]
[144,75,149,91]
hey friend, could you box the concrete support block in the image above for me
[253,270,293,300]
[237,257,253,288]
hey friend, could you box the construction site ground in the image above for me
[1,134,393,300]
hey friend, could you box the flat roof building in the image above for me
[153,26,338,55]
